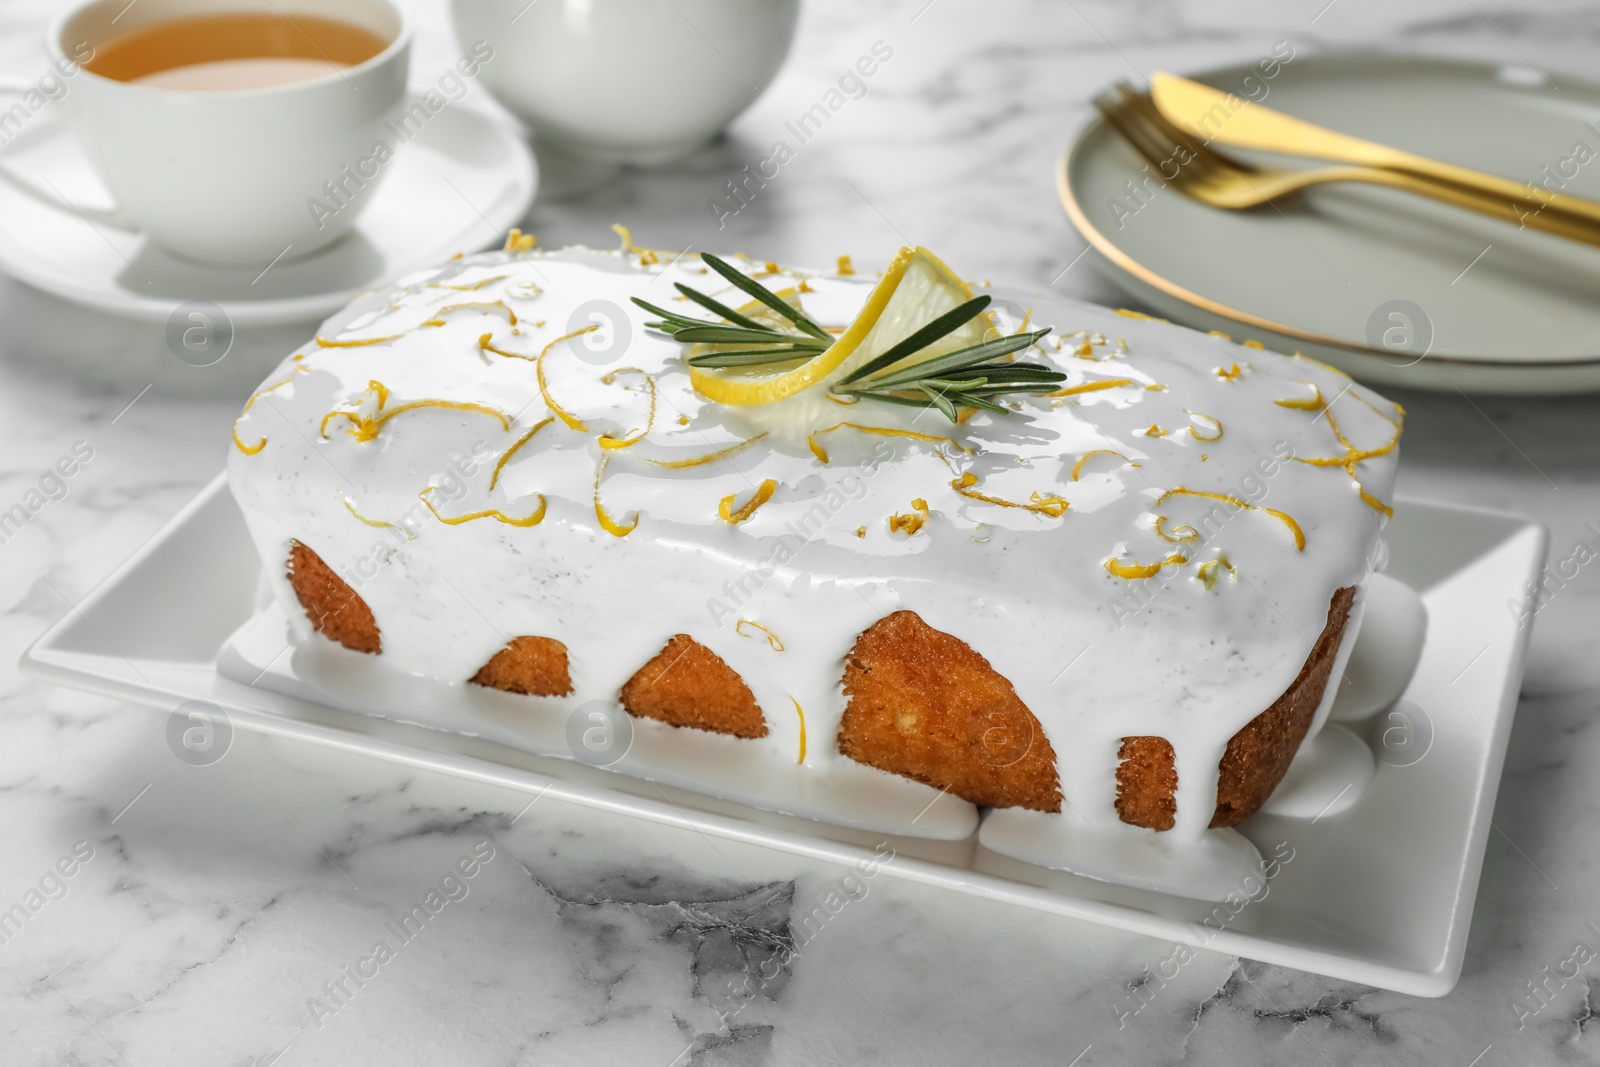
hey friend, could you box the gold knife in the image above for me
[1149,71,1600,229]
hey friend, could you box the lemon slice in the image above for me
[689,246,991,407]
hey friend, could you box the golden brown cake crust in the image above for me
[620,634,767,739]
[1115,736,1178,831]
[837,610,1063,812]
[287,540,381,654]
[1207,585,1356,828]
[471,636,573,696]
[284,532,1351,830]
[1113,586,1356,829]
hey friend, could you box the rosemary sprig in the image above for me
[831,323,1061,421]
[631,253,832,368]
[831,294,1060,419]
[629,295,830,363]
[633,253,1063,420]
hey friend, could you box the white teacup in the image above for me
[0,0,410,266]
[451,0,797,165]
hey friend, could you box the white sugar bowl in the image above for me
[451,0,799,165]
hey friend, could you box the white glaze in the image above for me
[225,242,1402,857]
[1257,723,1375,821]
[1330,571,1430,722]
[976,808,1267,901]
[217,600,983,840]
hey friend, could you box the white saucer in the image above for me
[20,477,1545,995]
[0,101,535,326]
[1061,55,1600,395]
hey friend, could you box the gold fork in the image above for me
[1094,82,1600,248]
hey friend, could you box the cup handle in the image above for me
[0,83,133,230]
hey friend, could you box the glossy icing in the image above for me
[226,239,1402,858]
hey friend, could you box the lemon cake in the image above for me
[227,231,1402,852]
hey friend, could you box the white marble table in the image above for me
[3,0,1599,1063]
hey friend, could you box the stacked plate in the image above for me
[1061,55,1600,394]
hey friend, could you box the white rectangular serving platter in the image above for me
[21,474,1545,996]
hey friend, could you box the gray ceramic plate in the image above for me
[1061,54,1600,395]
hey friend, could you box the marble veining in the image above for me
[3,0,1600,1064]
